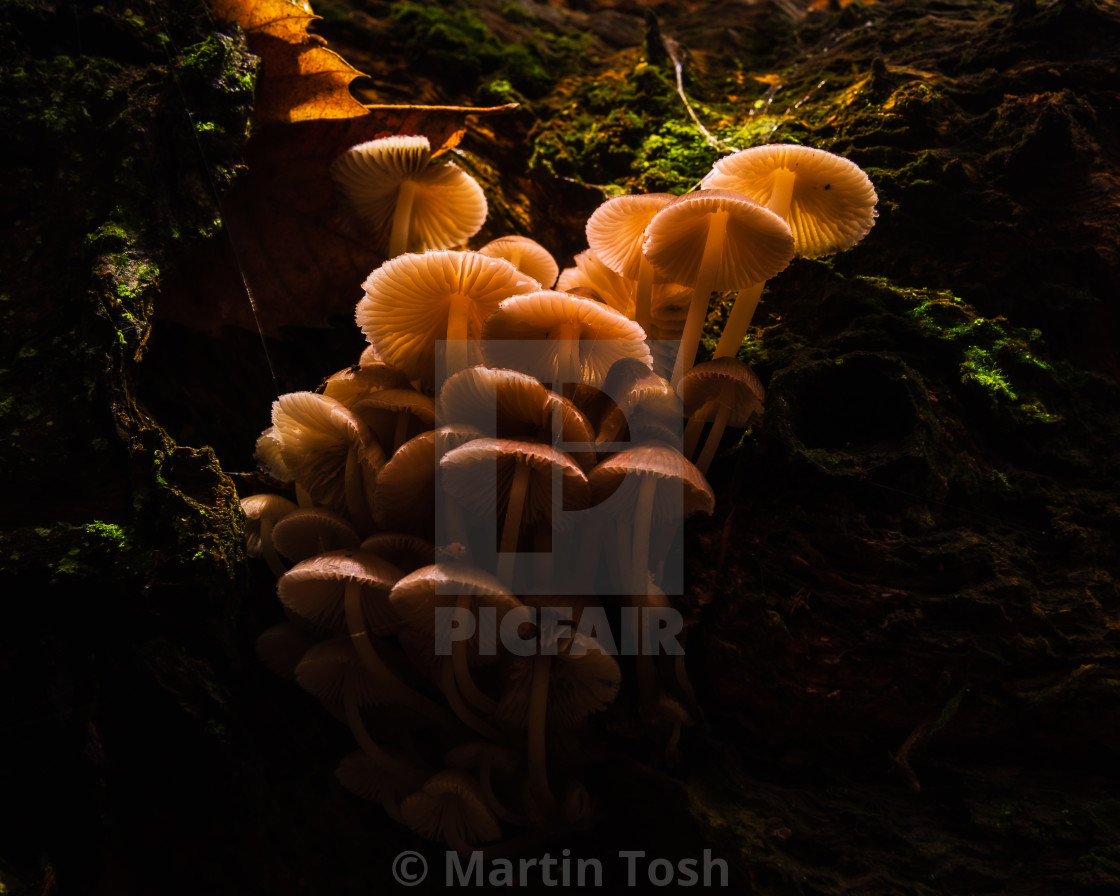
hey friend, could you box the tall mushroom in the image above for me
[331,134,488,258]
[701,143,877,358]
[642,189,794,386]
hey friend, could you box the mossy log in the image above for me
[1,1,1118,893]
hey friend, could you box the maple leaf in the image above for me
[159,0,516,335]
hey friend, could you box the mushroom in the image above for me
[445,742,525,825]
[330,134,488,258]
[240,493,298,576]
[479,235,559,288]
[678,357,765,473]
[399,771,503,857]
[642,189,794,386]
[322,360,410,408]
[481,290,653,393]
[271,507,361,564]
[359,532,436,574]
[255,621,318,679]
[585,192,675,331]
[587,442,714,595]
[440,438,590,588]
[270,392,383,533]
[350,387,436,456]
[593,358,682,454]
[356,250,539,384]
[336,750,429,822]
[700,144,877,357]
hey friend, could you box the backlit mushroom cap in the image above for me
[271,507,361,563]
[256,621,318,679]
[254,426,293,482]
[678,357,765,426]
[701,144,877,256]
[589,442,714,520]
[478,236,559,288]
[278,550,403,637]
[322,362,410,408]
[359,532,436,574]
[441,438,591,528]
[495,631,622,728]
[481,290,653,389]
[390,563,521,666]
[270,392,384,520]
[557,249,633,317]
[399,771,502,850]
[371,424,481,535]
[642,189,795,290]
[331,135,488,253]
[356,250,539,387]
[295,637,395,707]
[585,192,675,280]
[595,359,682,448]
[437,367,595,470]
[240,493,298,558]
[351,388,436,455]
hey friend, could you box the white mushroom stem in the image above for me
[630,475,658,596]
[671,211,729,387]
[342,684,418,778]
[694,398,733,475]
[527,653,557,813]
[343,582,460,732]
[388,179,417,258]
[634,254,656,333]
[452,594,497,713]
[497,462,530,586]
[713,168,796,359]
[445,292,472,377]
[552,321,583,390]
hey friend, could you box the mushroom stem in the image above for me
[630,475,658,595]
[671,211,728,387]
[445,292,472,377]
[497,461,530,586]
[694,396,732,474]
[527,653,557,813]
[441,657,500,739]
[634,254,655,333]
[682,399,713,460]
[767,167,797,219]
[392,412,411,455]
[453,594,497,713]
[713,280,765,360]
[388,179,417,258]
[343,582,460,732]
[553,322,583,390]
[344,443,374,533]
[295,484,313,508]
[342,684,416,778]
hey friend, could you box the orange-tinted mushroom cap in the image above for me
[478,235,559,288]
[701,144,877,257]
[585,193,675,280]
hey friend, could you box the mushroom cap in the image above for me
[278,549,403,637]
[642,189,795,290]
[240,493,298,557]
[331,135,488,253]
[371,424,481,535]
[481,290,653,390]
[390,563,522,666]
[359,532,436,574]
[295,637,395,707]
[585,192,675,280]
[399,770,502,847]
[478,235,559,288]
[350,388,436,455]
[441,438,591,528]
[595,360,683,447]
[589,441,714,521]
[678,357,765,427]
[356,250,539,388]
[701,144,877,257]
[322,362,410,408]
[336,750,428,803]
[436,367,596,470]
[256,621,318,679]
[495,631,622,728]
[271,507,361,563]
[254,426,294,482]
[557,249,691,322]
[270,392,384,517]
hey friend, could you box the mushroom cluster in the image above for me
[241,136,876,853]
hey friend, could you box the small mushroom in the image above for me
[399,771,503,857]
[240,493,298,576]
[478,235,559,288]
[678,357,765,473]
